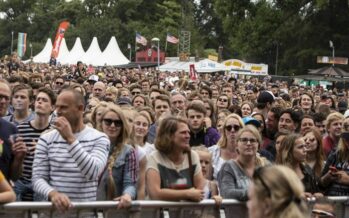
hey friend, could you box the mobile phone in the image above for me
[329,166,338,173]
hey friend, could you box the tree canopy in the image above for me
[0,0,348,75]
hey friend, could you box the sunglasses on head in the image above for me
[225,124,240,132]
[103,119,123,127]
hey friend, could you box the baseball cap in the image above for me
[242,117,261,128]
[117,97,131,106]
[87,75,99,83]
[257,91,275,104]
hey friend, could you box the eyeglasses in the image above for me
[238,137,258,144]
[103,119,123,127]
[218,98,228,102]
[0,94,10,101]
[225,124,241,132]
[56,81,64,85]
[253,167,271,197]
[132,92,141,95]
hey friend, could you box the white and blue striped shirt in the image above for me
[32,126,110,201]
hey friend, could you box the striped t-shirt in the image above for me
[32,126,110,201]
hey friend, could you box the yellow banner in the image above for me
[208,55,218,62]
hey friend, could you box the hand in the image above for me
[11,137,26,159]
[203,117,212,129]
[49,191,72,213]
[334,171,349,184]
[321,171,339,186]
[212,195,223,206]
[53,117,76,144]
[114,194,132,209]
[186,188,204,202]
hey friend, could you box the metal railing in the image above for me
[0,197,347,218]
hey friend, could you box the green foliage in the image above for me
[0,0,348,75]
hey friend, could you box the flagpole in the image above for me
[129,44,132,61]
[135,32,137,63]
[165,34,168,54]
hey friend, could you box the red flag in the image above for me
[189,64,197,80]
[51,21,70,58]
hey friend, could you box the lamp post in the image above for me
[329,40,335,67]
[152,37,160,70]
[29,43,33,59]
[11,31,14,54]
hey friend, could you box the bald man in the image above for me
[92,81,106,100]
[0,80,11,117]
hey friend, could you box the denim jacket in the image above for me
[97,144,138,200]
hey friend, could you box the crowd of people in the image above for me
[0,52,347,217]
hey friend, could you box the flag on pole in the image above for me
[17,32,27,58]
[166,33,179,44]
[136,33,147,46]
[127,43,131,49]
[329,40,334,48]
[51,21,70,58]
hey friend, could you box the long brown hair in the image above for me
[303,129,324,178]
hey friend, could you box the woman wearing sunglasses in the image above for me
[146,116,206,201]
[217,125,268,200]
[216,94,231,113]
[208,114,244,180]
[248,165,308,218]
[276,133,321,198]
[97,104,138,208]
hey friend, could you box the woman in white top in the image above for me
[209,114,244,179]
[128,112,154,199]
[146,116,206,201]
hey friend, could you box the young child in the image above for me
[193,146,222,205]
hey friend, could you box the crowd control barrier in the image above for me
[0,197,347,218]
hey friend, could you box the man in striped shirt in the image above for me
[32,88,110,212]
[14,87,55,201]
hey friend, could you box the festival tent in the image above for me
[60,37,85,65]
[80,37,103,65]
[96,36,129,66]
[56,38,70,64]
[159,58,227,73]
[308,66,349,77]
[31,38,52,63]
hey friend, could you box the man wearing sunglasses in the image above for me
[32,88,109,213]
[187,102,220,147]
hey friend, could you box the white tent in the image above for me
[96,36,129,66]
[60,37,85,65]
[31,38,52,63]
[80,37,103,65]
[56,38,70,64]
[159,58,228,73]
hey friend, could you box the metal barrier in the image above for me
[0,197,347,218]
[0,200,247,218]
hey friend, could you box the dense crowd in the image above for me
[0,52,347,217]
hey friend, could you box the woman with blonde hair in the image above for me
[209,113,244,180]
[146,116,205,201]
[248,165,309,218]
[97,104,138,208]
[217,125,268,200]
[90,101,109,128]
[128,112,154,199]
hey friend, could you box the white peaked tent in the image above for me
[80,37,103,65]
[32,38,52,63]
[96,36,129,66]
[60,37,85,65]
[56,38,70,64]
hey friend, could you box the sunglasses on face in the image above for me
[225,124,240,132]
[56,82,64,85]
[218,98,228,102]
[103,119,123,127]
